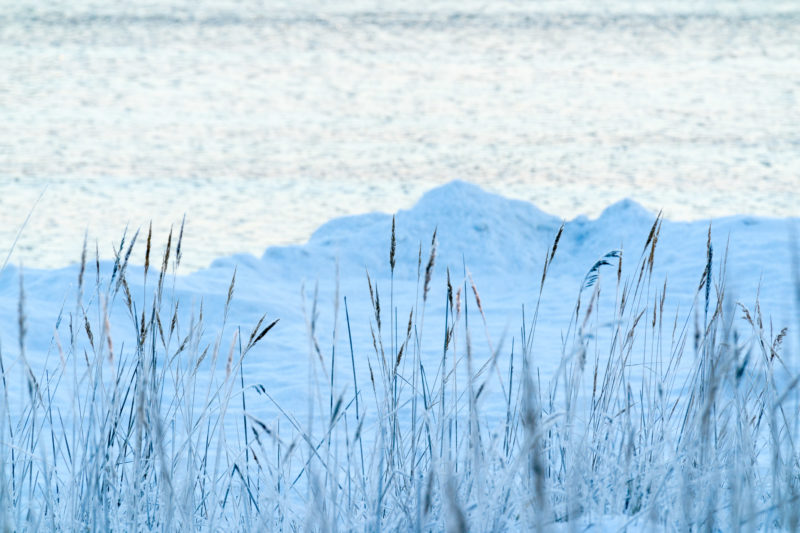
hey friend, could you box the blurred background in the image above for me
[1,0,798,271]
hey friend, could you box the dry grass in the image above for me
[0,215,797,531]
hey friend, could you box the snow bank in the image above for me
[1,180,798,531]
[1,180,797,409]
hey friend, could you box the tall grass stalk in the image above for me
[0,217,797,531]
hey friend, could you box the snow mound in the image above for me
[1,180,797,359]
[199,181,798,318]
[260,180,562,280]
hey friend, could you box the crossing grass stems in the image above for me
[0,214,798,531]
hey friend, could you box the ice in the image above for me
[2,180,795,408]
[0,181,797,530]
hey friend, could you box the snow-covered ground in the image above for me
[2,181,795,405]
[0,181,798,530]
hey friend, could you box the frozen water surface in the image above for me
[1,3,799,525]
[1,0,798,270]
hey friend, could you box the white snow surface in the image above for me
[0,180,797,415]
[1,181,799,531]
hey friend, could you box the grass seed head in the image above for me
[144,221,152,277]
[390,215,396,272]
[423,228,437,302]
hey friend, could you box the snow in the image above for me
[0,180,797,529]
[1,179,796,411]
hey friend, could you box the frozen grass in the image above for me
[0,215,798,531]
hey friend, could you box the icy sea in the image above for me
[1,3,800,528]
[1,0,798,270]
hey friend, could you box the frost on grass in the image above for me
[0,183,798,531]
